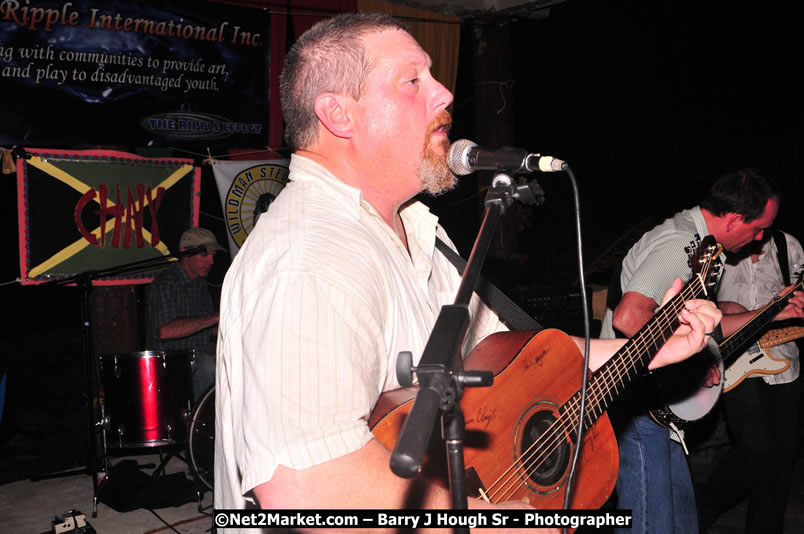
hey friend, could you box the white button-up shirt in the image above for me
[215,155,505,512]
[717,231,803,385]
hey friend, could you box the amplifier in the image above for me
[513,286,600,336]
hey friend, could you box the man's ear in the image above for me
[314,92,354,139]
[725,212,742,231]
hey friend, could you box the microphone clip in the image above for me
[485,173,544,212]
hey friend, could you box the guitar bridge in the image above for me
[465,466,490,502]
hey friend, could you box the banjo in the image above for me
[648,270,803,429]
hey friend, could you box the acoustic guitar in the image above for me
[370,236,722,510]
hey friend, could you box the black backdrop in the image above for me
[1,0,802,481]
[428,0,802,296]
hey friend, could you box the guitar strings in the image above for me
[720,277,802,353]
[485,285,689,503]
[481,271,709,504]
[486,283,694,502]
[480,295,685,503]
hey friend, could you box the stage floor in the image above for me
[1,447,803,534]
[0,327,802,533]
[1,453,213,534]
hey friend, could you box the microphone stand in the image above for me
[38,251,188,517]
[390,173,541,524]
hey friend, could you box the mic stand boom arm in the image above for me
[390,173,535,520]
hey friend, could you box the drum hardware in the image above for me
[95,396,110,434]
[39,251,188,517]
[93,396,110,479]
[188,385,215,492]
[181,400,193,425]
[150,443,191,479]
[100,350,194,448]
[98,350,211,499]
[97,414,110,431]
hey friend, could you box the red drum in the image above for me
[100,350,194,447]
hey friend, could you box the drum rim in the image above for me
[100,349,197,359]
[189,385,215,492]
[106,437,183,448]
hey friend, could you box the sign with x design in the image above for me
[17,148,200,285]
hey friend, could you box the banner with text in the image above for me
[17,148,201,285]
[0,0,269,147]
[212,159,289,256]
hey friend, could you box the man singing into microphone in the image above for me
[146,226,224,401]
[214,12,721,530]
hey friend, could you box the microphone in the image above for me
[446,139,566,176]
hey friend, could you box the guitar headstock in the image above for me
[687,234,724,298]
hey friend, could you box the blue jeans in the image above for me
[614,414,698,534]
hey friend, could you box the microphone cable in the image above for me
[560,163,593,523]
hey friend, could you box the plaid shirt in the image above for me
[146,262,216,353]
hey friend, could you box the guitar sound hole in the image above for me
[519,410,570,488]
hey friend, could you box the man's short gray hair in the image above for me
[279,12,410,151]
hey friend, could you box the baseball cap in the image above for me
[179,227,226,253]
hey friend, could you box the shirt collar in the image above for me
[172,262,198,286]
[693,205,728,262]
[289,154,441,246]
[289,154,363,221]
[400,199,440,272]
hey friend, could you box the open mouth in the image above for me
[433,123,450,135]
[428,109,453,138]
[428,123,451,154]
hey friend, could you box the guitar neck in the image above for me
[570,276,706,430]
[759,325,804,349]
[720,280,803,361]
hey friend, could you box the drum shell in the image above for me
[100,350,194,447]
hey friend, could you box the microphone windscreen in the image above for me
[446,139,477,176]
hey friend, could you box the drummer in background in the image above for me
[146,227,224,401]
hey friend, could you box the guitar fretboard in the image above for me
[759,325,804,349]
[720,277,804,361]
[558,274,708,436]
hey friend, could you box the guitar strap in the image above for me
[435,237,543,331]
[773,229,790,285]
[772,229,804,356]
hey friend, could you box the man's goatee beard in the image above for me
[418,153,456,196]
[418,111,457,196]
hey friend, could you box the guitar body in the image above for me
[723,343,790,393]
[370,329,618,510]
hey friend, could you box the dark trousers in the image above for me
[696,376,800,533]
